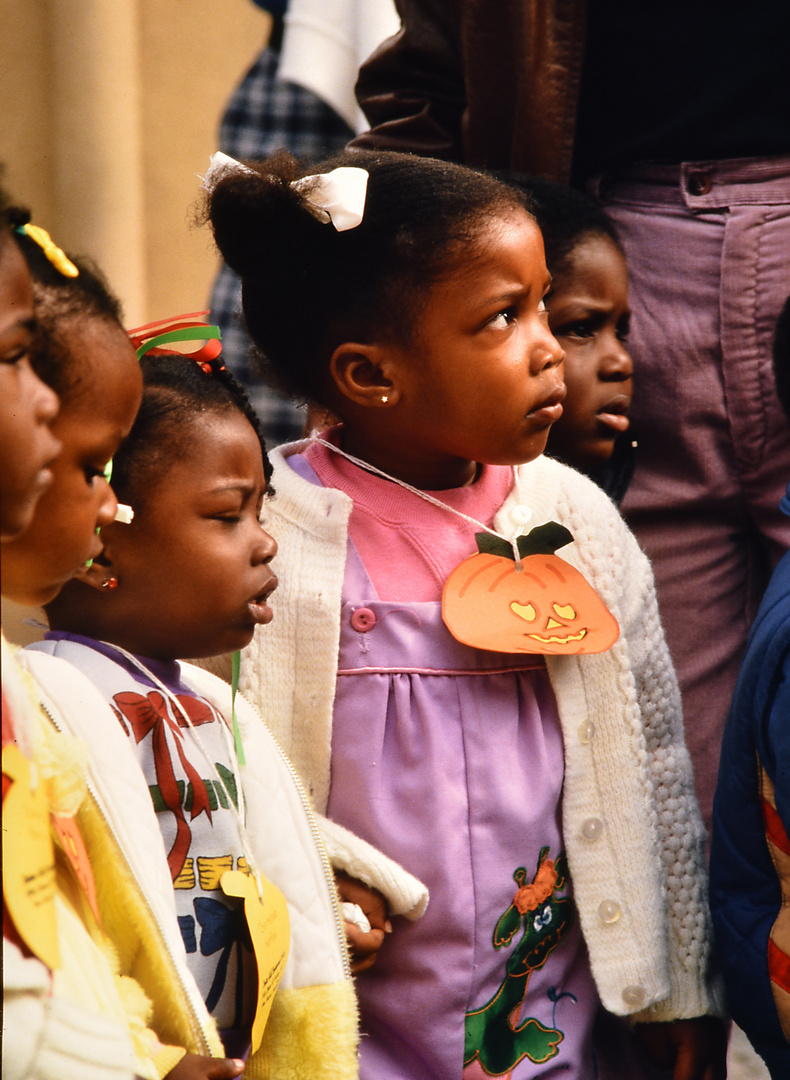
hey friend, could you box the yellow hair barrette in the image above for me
[16,223,79,278]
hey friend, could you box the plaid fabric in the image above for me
[209,46,354,446]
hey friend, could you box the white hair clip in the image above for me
[202,152,368,232]
[291,167,368,231]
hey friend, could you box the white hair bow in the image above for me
[203,151,368,232]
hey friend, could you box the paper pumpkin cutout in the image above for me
[442,522,619,655]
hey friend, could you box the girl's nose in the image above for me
[253,525,278,564]
[531,328,565,373]
[96,478,119,529]
[36,378,59,424]
[600,337,634,381]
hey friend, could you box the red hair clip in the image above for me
[127,311,224,373]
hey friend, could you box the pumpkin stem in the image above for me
[474,522,573,561]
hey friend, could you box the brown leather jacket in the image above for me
[353,0,587,182]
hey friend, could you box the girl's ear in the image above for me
[329,342,404,409]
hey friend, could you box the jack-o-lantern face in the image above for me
[442,522,619,655]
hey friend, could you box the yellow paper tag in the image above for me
[2,744,60,969]
[221,869,290,1053]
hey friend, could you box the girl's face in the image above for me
[1,317,142,605]
[350,211,565,489]
[544,235,633,471]
[77,410,277,661]
[0,240,61,541]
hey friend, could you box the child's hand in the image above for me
[334,870,392,975]
[165,1053,245,1080]
[634,1017,727,1080]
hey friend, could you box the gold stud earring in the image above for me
[381,395,389,404]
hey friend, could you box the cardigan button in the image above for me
[622,985,646,1008]
[350,607,377,632]
[598,899,622,924]
[581,817,603,841]
[509,504,533,527]
[578,720,595,744]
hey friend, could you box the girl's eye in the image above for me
[557,322,594,340]
[488,307,516,330]
[1,346,31,366]
[616,319,631,343]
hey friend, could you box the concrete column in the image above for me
[47,0,147,323]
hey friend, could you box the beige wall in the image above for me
[0,0,270,326]
[1,0,269,644]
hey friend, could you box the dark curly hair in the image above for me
[10,207,123,400]
[109,353,272,512]
[495,173,622,280]
[203,149,533,406]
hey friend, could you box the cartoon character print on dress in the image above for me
[464,847,574,1076]
[113,690,228,879]
[443,523,619,656]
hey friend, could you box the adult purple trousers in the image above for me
[595,156,790,837]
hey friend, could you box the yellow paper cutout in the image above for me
[221,869,290,1053]
[2,744,60,969]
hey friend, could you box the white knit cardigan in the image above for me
[241,441,724,1024]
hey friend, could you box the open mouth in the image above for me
[247,577,278,624]
[597,395,630,433]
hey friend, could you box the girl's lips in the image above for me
[248,576,278,625]
[87,536,105,562]
[597,396,631,433]
[33,466,54,493]
[597,411,630,433]
[528,385,566,425]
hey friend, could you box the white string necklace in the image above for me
[310,435,531,567]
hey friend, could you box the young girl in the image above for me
[510,177,635,506]
[1,231,253,1080]
[23,340,427,1079]
[203,149,726,1079]
[2,217,142,607]
[1,210,153,1080]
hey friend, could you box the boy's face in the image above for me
[545,234,633,471]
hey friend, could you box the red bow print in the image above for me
[114,691,218,881]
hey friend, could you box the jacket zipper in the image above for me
[39,698,213,1054]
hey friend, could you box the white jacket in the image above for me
[240,442,725,1024]
[23,649,364,1079]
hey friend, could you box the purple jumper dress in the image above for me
[292,452,603,1079]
